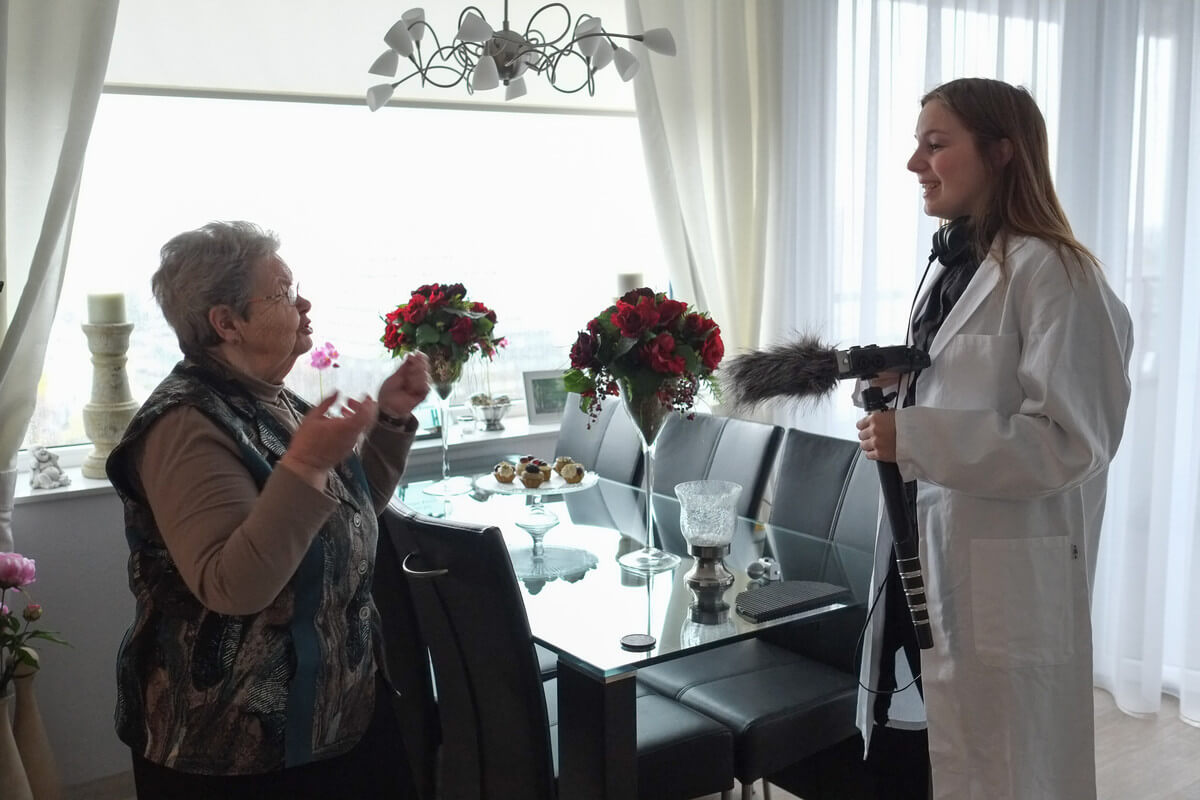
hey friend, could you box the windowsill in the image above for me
[15,416,562,506]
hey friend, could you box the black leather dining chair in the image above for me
[766,429,862,539]
[556,392,643,485]
[651,412,783,519]
[384,502,735,800]
[638,438,879,800]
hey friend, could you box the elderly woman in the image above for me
[106,221,429,799]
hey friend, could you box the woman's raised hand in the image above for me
[280,393,378,490]
[377,352,431,423]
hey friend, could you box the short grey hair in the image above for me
[152,221,281,356]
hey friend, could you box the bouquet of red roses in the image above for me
[563,287,724,423]
[382,283,505,385]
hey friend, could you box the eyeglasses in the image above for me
[248,283,300,306]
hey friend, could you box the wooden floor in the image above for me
[66,689,1200,800]
[697,689,1200,800]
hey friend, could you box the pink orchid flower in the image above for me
[310,341,340,370]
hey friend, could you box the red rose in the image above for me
[472,301,498,323]
[611,295,660,338]
[657,298,687,327]
[619,287,656,305]
[449,316,475,345]
[700,328,724,370]
[643,332,686,375]
[570,330,600,369]
[414,283,439,296]
[683,312,717,338]
[426,289,448,310]
[402,295,428,324]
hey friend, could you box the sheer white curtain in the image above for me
[0,0,118,549]
[631,0,1200,724]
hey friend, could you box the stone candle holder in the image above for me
[81,321,139,479]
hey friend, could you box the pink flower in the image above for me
[23,603,42,622]
[0,553,36,590]
[310,342,340,370]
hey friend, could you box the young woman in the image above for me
[855,78,1133,799]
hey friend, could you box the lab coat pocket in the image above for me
[969,536,1074,668]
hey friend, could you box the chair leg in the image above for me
[721,791,732,800]
[741,783,754,800]
[762,780,772,800]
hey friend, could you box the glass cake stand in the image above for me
[473,470,599,554]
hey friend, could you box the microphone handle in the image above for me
[862,386,934,650]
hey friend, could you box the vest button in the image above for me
[353,512,362,527]
[357,560,368,575]
[358,606,371,621]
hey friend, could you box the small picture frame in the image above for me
[523,370,570,425]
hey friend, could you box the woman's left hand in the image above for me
[857,410,898,462]
[377,352,431,421]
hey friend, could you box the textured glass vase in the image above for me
[617,381,680,574]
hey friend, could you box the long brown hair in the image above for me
[922,78,1099,273]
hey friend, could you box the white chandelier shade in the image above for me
[365,3,676,110]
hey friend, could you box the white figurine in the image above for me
[29,445,71,490]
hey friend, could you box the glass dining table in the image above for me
[398,472,872,800]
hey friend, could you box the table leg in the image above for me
[556,660,637,800]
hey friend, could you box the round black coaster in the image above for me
[620,633,656,652]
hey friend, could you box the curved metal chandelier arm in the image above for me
[524,3,574,47]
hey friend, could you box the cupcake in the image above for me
[560,462,586,484]
[553,456,574,475]
[534,459,552,484]
[493,461,516,484]
[519,464,544,488]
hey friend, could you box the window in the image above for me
[23,92,667,448]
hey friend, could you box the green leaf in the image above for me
[17,646,40,669]
[28,630,70,646]
[562,369,593,394]
[415,324,441,345]
[675,343,700,373]
[611,336,637,359]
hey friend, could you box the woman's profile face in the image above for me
[907,99,992,220]
[235,254,313,383]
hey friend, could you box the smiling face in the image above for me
[907,99,993,221]
[229,255,313,383]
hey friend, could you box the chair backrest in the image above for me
[650,412,728,497]
[594,399,644,485]
[708,417,784,518]
[387,504,556,800]
[374,503,440,800]
[555,391,614,469]
[768,429,862,539]
[651,412,783,519]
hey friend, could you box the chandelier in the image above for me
[365,3,676,109]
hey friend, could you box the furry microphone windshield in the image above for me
[721,335,930,409]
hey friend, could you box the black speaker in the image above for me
[931,217,973,267]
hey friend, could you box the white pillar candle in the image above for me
[616,272,645,296]
[87,292,126,324]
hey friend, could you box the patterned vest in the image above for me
[107,360,380,774]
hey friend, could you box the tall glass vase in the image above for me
[617,381,681,574]
[423,365,472,497]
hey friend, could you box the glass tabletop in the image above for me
[398,474,873,680]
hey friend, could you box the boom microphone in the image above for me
[722,335,931,407]
[723,334,934,650]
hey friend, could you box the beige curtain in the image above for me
[0,0,119,549]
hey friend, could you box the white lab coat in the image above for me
[856,235,1133,800]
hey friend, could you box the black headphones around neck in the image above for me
[931,216,974,267]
